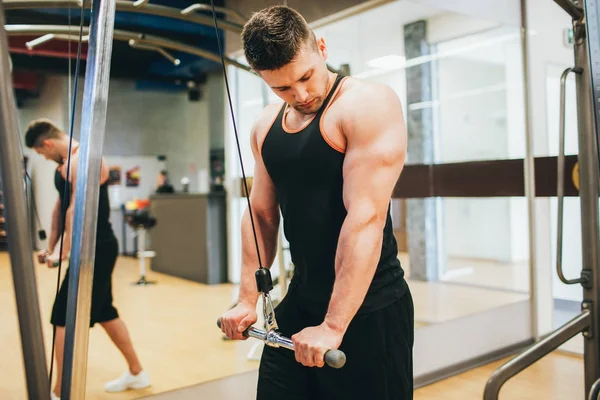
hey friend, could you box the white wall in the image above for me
[410,0,520,27]
[79,78,210,192]
[427,13,501,43]
[17,73,215,249]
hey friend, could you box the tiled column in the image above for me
[404,20,440,281]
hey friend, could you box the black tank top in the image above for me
[54,168,115,243]
[261,74,407,315]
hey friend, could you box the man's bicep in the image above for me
[54,197,62,213]
[249,156,278,211]
[342,89,406,215]
[343,144,404,219]
[249,124,278,213]
[68,159,79,211]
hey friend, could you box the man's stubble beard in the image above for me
[292,97,325,115]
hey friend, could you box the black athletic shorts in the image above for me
[257,289,414,400]
[50,235,120,328]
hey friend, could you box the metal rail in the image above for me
[0,4,51,399]
[590,378,600,400]
[4,24,253,73]
[554,0,584,19]
[483,310,591,399]
[557,66,588,285]
[2,0,244,33]
[522,0,539,341]
[181,3,246,24]
[59,0,116,398]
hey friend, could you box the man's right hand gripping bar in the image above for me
[216,318,347,369]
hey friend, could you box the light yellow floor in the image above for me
[0,252,578,399]
[399,252,530,293]
[416,352,584,400]
[0,252,257,399]
[142,351,584,400]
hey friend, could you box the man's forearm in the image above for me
[60,207,74,256]
[48,203,63,252]
[238,208,280,306]
[324,214,385,335]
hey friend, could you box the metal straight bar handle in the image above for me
[483,309,591,399]
[216,319,347,369]
[2,0,244,33]
[557,66,587,285]
[0,4,51,399]
[60,0,116,398]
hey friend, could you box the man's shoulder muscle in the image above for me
[252,102,283,151]
[325,78,401,149]
[337,78,398,113]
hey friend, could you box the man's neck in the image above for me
[61,140,79,157]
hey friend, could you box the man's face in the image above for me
[259,37,331,115]
[33,140,62,164]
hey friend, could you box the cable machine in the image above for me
[484,1,600,399]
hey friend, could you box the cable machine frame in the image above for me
[484,0,600,398]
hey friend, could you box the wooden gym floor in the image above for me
[0,251,584,399]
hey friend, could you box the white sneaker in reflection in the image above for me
[104,370,150,392]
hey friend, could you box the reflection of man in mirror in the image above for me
[155,170,174,194]
[24,118,150,398]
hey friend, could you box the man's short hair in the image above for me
[241,6,317,72]
[24,118,63,148]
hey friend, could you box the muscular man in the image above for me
[219,6,414,400]
[25,119,150,399]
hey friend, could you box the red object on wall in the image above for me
[8,36,89,61]
[8,35,89,92]
[12,70,37,90]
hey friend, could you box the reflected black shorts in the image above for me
[50,235,119,328]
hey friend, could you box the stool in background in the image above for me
[125,208,158,286]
